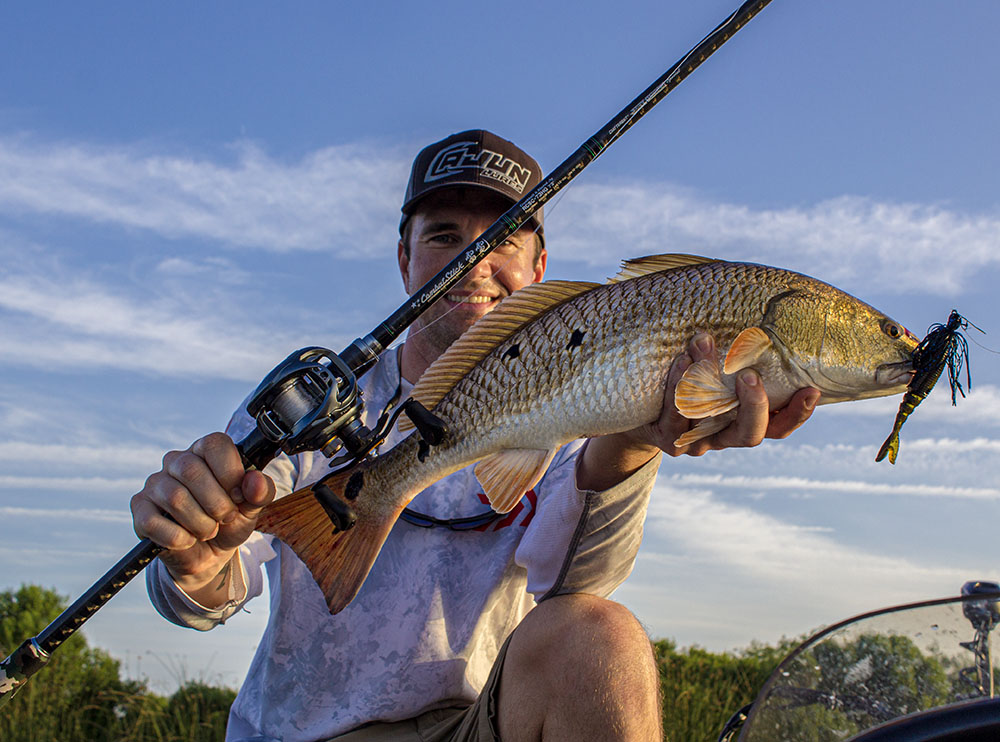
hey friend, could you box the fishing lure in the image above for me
[876,310,975,464]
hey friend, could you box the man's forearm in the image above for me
[576,434,661,492]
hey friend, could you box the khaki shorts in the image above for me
[330,633,512,742]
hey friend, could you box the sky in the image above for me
[1,0,999,696]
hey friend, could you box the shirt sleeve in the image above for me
[144,401,297,630]
[514,442,661,601]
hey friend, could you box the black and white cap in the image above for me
[399,130,544,238]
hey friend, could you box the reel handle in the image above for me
[238,426,282,472]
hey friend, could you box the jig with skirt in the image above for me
[876,310,977,464]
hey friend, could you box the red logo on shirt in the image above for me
[474,490,537,531]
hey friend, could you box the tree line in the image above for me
[4,584,954,742]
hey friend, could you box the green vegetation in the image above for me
[654,637,791,741]
[0,585,234,742]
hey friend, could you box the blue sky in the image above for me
[2,1,999,694]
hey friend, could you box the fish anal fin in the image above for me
[674,359,739,419]
[474,448,556,513]
[608,253,718,283]
[408,280,600,417]
[256,469,406,614]
[723,327,773,374]
[673,414,733,448]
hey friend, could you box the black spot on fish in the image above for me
[567,329,585,349]
[417,439,430,463]
[345,472,364,501]
[502,344,520,360]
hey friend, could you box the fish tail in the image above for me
[256,465,407,613]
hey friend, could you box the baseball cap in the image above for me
[399,130,544,240]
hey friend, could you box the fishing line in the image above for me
[967,330,999,356]
[970,339,1000,354]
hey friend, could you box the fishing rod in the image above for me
[0,0,774,707]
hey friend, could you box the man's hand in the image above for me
[576,333,820,490]
[130,432,275,607]
[639,332,820,457]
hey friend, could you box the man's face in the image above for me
[398,188,547,359]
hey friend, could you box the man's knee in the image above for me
[508,593,657,684]
[498,594,662,740]
[524,594,648,646]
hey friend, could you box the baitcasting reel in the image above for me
[243,346,374,465]
[241,346,446,532]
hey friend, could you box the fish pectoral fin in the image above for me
[256,470,406,614]
[723,327,772,374]
[673,414,734,448]
[475,448,556,513]
[674,359,739,419]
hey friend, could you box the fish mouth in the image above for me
[875,360,915,387]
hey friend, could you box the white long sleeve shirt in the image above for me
[147,348,658,742]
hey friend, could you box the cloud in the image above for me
[644,482,967,595]
[154,256,253,285]
[549,182,1000,295]
[905,437,1000,453]
[0,544,124,566]
[0,442,163,470]
[0,259,293,381]
[0,505,132,523]
[1,133,997,389]
[822,384,1000,426]
[619,479,983,648]
[665,472,1000,500]
[0,135,405,255]
[0,475,144,492]
[1,135,999,297]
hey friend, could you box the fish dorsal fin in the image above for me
[474,447,557,513]
[608,253,719,283]
[398,279,600,432]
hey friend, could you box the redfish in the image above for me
[257,254,918,613]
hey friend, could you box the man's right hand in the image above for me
[130,432,275,606]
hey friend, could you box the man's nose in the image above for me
[466,249,502,280]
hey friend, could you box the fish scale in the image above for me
[256,254,919,613]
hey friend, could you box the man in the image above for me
[132,130,819,741]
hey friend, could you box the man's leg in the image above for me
[496,593,662,742]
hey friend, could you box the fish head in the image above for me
[763,280,919,403]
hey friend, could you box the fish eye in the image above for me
[882,320,903,339]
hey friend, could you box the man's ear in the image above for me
[533,246,548,284]
[397,239,410,293]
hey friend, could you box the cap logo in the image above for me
[424,141,532,194]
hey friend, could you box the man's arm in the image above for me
[576,333,821,492]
